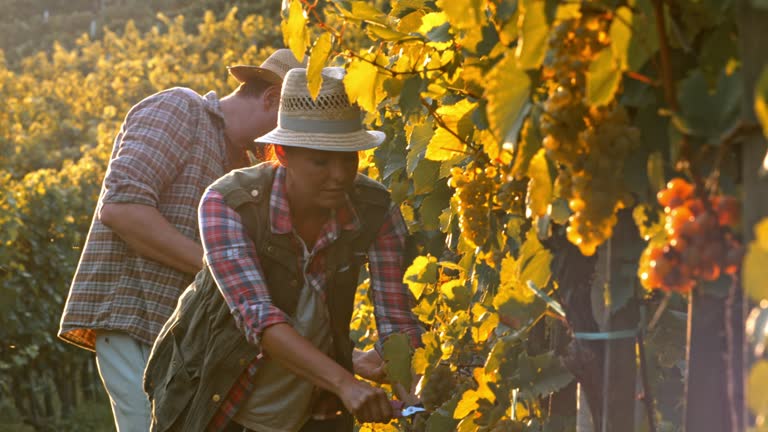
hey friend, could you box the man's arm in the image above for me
[99,203,203,275]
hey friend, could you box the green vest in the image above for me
[144,162,391,432]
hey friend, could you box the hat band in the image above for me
[279,114,362,134]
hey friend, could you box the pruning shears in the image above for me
[390,400,426,418]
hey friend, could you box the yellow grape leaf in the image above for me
[745,219,768,302]
[497,255,536,304]
[456,417,480,432]
[516,0,549,70]
[453,388,479,419]
[398,10,425,33]
[485,54,531,145]
[418,11,448,35]
[344,54,386,113]
[756,67,768,139]
[587,48,621,106]
[282,0,308,63]
[367,24,417,41]
[425,99,476,161]
[307,33,332,100]
[748,360,768,416]
[351,1,388,25]
[526,149,552,218]
[454,368,497,419]
[437,0,484,30]
[403,255,439,299]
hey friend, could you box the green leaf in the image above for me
[646,151,666,194]
[679,68,742,143]
[587,48,622,106]
[485,54,531,145]
[749,360,768,416]
[400,76,425,119]
[610,7,633,71]
[516,0,549,70]
[627,0,659,71]
[437,0,485,30]
[440,279,472,311]
[282,0,308,64]
[525,149,552,218]
[406,120,434,175]
[755,66,768,139]
[412,159,441,195]
[382,333,413,390]
[420,186,450,230]
[307,33,332,100]
[518,228,553,290]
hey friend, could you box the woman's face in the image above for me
[280,146,359,211]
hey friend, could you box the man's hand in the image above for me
[353,348,387,383]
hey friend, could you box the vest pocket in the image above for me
[150,331,199,432]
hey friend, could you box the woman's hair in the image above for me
[246,143,276,163]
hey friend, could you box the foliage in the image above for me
[282,0,748,429]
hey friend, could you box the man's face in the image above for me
[281,147,359,210]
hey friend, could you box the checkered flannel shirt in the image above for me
[59,87,229,351]
[199,165,423,431]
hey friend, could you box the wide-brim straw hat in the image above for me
[253,67,385,152]
[228,48,306,85]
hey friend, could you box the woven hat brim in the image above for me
[254,128,385,151]
[228,66,282,85]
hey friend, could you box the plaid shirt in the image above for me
[200,165,422,431]
[59,88,230,350]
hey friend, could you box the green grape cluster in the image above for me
[540,16,639,256]
[419,363,458,411]
[449,164,497,248]
[565,106,639,255]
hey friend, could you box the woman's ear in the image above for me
[274,145,288,167]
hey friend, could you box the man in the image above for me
[144,67,423,432]
[59,49,305,432]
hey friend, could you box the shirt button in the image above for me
[212,394,221,403]
[250,189,259,198]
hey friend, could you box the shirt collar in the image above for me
[202,91,224,120]
[269,166,362,238]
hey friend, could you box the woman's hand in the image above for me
[336,375,394,424]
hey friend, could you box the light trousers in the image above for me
[95,330,152,432]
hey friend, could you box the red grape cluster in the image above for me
[641,178,743,293]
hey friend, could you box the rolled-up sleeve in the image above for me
[102,90,199,207]
[199,189,291,346]
[368,204,424,350]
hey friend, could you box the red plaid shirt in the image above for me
[199,165,422,431]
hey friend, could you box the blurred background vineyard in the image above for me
[0,2,285,430]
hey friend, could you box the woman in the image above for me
[145,66,423,432]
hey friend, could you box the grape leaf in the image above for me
[383,333,413,391]
[307,33,332,100]
[587,48,621,106]
[745,219,768,302]
[525,149,552,218]
[485,54,531,145]
[755,66,768,139]
[282,0,308,63]
[516,0,549,69]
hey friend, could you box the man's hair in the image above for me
[234,79,277,98]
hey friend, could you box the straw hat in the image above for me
[228,49,306,85]
[253,67,385,151]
